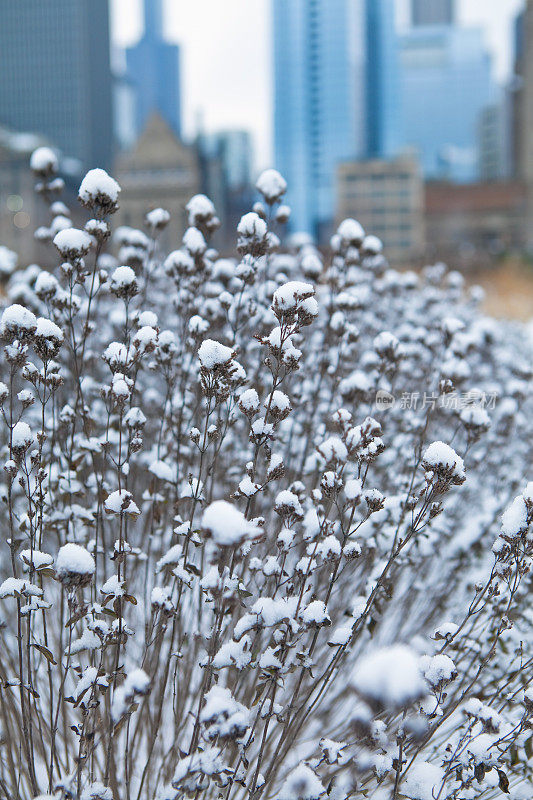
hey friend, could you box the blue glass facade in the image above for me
[412,0,454,27]
[400,26,494,181]
[273,0,364,235]
[273,0,404,235]
[365,0,402,159]
[0,0,113,171]
[126,0,181,138]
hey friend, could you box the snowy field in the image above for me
[0,154,531,800]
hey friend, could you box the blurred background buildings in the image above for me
[0,0,533,272]
[0,0,113,172]
[411,0,454,27]
[125,0,181,140]
[272,0,364,236]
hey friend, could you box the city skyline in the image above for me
[400,25,493,181]
[112,0,524,170]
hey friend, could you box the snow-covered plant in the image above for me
[0,156,531,800]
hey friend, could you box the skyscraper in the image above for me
[273,0,404,236]
[513,1,533,248]
[400,27,493,182]
[126,0,181,139]
[210,131,253,191]
[0,0,113,171]
[366,0,401,159]
[511,10,524,180]
[273,0,366,235]
[412,0,454,26]
[478,95,511,182]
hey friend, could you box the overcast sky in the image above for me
[112,0,524,171]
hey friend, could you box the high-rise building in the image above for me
[478,97,511,182]
[511,9,525,179]
[126,0,181,139]
[273,0,366,236]
[399,27,494,182]
[365,0,401,159]
[336,156,424,265]
[514,1,533,249]
[207,131,253,191]
[412,0,454,26]
[273,0,403,237]
[0,0,113,171]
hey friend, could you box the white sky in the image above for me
[111,0,524,171]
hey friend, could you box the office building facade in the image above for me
[336,156,424,265]
[412,0,454,27]
[273,0,404,237]
[273,0,366,235]
[400,26,493,182]
[365,0,401,159]
[0,0,113,171]
[126,0,181,138]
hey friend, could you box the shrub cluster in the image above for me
[0,152,531,800]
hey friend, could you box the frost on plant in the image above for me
[0,154,530,800]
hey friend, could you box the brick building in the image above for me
[424,181,526,267]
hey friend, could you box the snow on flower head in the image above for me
[0,245,17,279]
[317,436,348,466]
[149,460,174,483]
[337,218,365,246]
[56,543,95,588]
[419,653,457,689]
[200,685,250,741]
[351,644,426,709]
[0,304,37,340]
[198,339,234,370]
[422,441,465,486]
[237,212,267,239]
[145,207,170,231]
[274,489,304,521]
[111,668,150,722]
[256,168,287,204]
[272,280,315,319]
[53,227,92,259]
[104,489,140,516]
[164,248,195,277]
[339,370,373,402]
[0,577,43,600]
[183,226,207,256]
[11,421,34,452]
[402,761,444,800]
[33,317,64,357]
[276,203,291,223]
[80,783,113,800]
[237,212,268,256]
[278,763,324,800]
[79,168,120,214]
[31,795,61,800]
[186,194,216,227]
[34,270,59,301]
[110,266,138,299]
[201,500,261,547]
[300,249,322,279]
[30,146,58,176]
[34,317,63,343]
[500,494,528,541]
[362,234,383,255]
